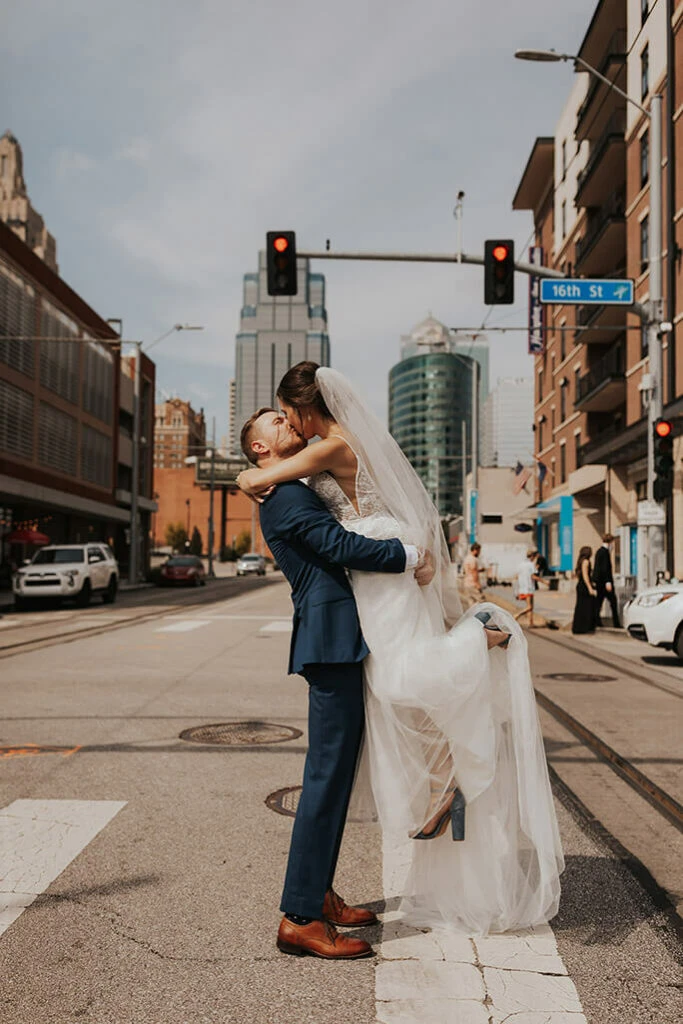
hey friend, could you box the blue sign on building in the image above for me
[540,279,634,305]
[469,489,478,545]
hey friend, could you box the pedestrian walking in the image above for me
[514,549,540,628]
[593,533,620,628]
[572,546,597,635]
[462,542,485,608]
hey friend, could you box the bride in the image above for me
[237,361,563,935]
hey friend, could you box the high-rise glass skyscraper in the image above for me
[389,320,476,518]
[234,251,330,436]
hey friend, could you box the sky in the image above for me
[2,0,598,435]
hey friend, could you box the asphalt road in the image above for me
[0,582,681,1023]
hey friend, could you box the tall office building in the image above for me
[451,331,490,411]
[481,377,534,468]
[234,251,330,432]
[400,319,489,408]
[390,316,476,517]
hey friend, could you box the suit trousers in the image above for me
[280,661,365,919]
[595,583,620,628]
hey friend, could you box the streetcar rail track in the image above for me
[0,578,277,660]
[536,689,683,833]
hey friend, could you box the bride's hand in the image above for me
[236,469,275,503]
[414,549,435,587]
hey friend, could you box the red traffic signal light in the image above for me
[484,239,515,305]
[653,419,675,500]
[654,419,673,439]
[266,231,297,296]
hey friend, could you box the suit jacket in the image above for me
[593,545,614,586]
[259,480,406,674]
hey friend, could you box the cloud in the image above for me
[2,0,598,431]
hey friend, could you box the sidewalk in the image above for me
[481,584,683,685]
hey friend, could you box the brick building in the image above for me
[154,397,206,471]
[513,0,683,579]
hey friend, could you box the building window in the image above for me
[560,329,566,363]
[640,130,649,188]
[574,367,581,400]
[561,140,567,181]
[640,216,649,272]
[482,514,503,525]
[560,444,566,484]
[538,419,543,450]
[560,382,567,422]
[642,0,649,23]
[561,200,567,239]
[574,432,581,469]
[538,366,543,399]
[641,45,649,100]
[641,323,649,357]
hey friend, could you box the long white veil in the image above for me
[316,366,462,627]
[314,365,563,934]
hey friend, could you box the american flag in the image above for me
[512,461,532,495]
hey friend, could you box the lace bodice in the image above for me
[307,441,389,525]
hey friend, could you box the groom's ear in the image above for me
[251,438,269,462]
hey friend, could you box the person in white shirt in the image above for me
[514,549,541,628]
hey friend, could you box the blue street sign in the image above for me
[540,279,634,305]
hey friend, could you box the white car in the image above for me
[235,553,266,577]
[623,583,683,659]
[13,543,119,610]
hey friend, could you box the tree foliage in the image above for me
[189,526,203,555]
[165,522,188,552]
[234,530,252,557]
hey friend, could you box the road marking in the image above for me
[259,621,293,632]
[0,799,126,938]
[154,620,211,633]
[377,836,587,1023]
[189,614,291,622]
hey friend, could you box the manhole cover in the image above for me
[265,785,364,823]
[542,672,617,682]
[179,721,302,746]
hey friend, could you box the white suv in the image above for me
[13,544,119,610]
[623,583,683,660]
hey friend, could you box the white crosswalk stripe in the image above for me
[378,836,587,1023]
[0,799,126,938]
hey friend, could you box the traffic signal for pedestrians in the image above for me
[653,418,674,501]
[484,240,515,305]
[266,231,298,296]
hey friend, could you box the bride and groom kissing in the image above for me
[238,361,563,960]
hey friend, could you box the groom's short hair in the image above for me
[240,407,275,465]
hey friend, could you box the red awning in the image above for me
[3,529,51,545]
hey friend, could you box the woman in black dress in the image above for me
[572,546,597,634]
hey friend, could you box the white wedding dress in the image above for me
[306,369,564,936]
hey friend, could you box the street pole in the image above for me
[129,341,141,585]
[207,418,216,579]
[646,93,667,584]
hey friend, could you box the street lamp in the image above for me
[515,47,666,583]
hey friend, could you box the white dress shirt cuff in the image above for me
[403,544,419,569]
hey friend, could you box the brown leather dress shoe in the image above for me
[276,917,374,959]
[323,888,379,928]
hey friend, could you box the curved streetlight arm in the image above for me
[514,48,651,117]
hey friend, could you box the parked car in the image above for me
[160,555,206,587]
[623,583,683,659]
[13,544,119,609]
[236,553,267,577]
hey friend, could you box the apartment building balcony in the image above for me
[575,340,626,413]
[575,111,625,208]
[576,23,627,143]
[574,295,627,345]
[574,193,625,276]
[578,415,646,467]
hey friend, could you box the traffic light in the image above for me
[484,239,515,304]
[653,418,674,501]
[266,231,297,296]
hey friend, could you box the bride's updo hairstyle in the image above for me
[276,361,334,420]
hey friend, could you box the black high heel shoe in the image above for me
[411,787,466,842]
[474,610,512,649]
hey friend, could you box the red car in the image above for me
[160,555,206,587]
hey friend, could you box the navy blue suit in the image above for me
[259,480,406,918]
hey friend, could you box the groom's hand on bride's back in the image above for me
[414,549,435,587]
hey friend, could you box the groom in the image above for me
[241,407,432,960]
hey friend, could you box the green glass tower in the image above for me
[389,350,476,517]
